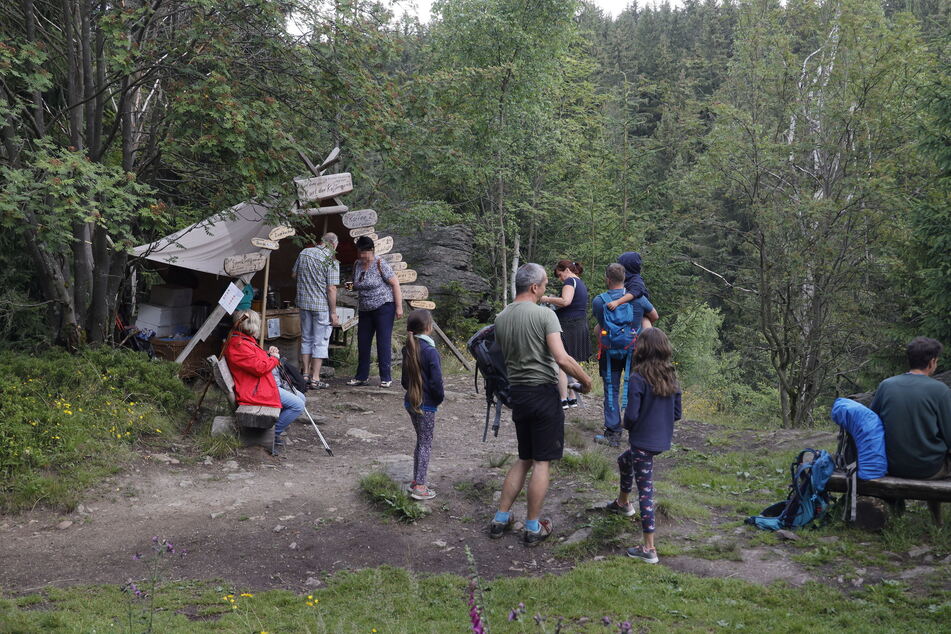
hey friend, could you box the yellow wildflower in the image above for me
[240,593,253,598]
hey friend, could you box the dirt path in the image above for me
[0,375,820,592]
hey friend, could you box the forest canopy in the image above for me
[1,0,948,427]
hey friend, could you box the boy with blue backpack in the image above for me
[593,263,658,447]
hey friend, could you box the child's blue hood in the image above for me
[618,252,642,276]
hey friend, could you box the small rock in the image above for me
[328,508,337,513]
[346,428,382,441]
[776,529,799,541]
[290,542,298,550]
[907,545,932,558]
[210,512,224,519]
[564,528,592,545]
[855,568,866,576]
[923,554,934,564]
[851,577,864,588]
[273,524,285,533]
[226,472,254,481]
[492,491,502,502]
[279,515,296,521]
[941,555,951,565]
[56,520,73,530]
[284,482,294,488]
[593,555,606,561]
[179,480,193,488]
[432,540,448,548]
[151,453,174,463]
[899,566,932,580]
[305,576,323,587]
[169,458,180,465]
[451,416,459,421]
[203,456,214,465]
[223,460,239,471]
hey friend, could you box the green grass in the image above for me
[359,471,428,522]
[556,513,635,560]
[557,450,614,482]
[1,559,949,632]
[0,347,193,512]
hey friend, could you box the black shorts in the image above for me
[510,383,564,462]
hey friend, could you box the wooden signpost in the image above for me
[381,253,402,264]
[390,261,408,271]
[395,269,417,283]
[298,205,348,216]
[409,300,436,310]
[295,173,353,203]
[268,225,296,241]
[251,237,280,250]
[223,253,267,276]
[342,209,377,229]
[400,285,429,300]
[349,226,376,237]
[373,236,394,255]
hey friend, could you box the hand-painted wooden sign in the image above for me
[349,226,376,237]
[390,261,408,271]
[268,225,296,241]
[395,269,417,283]
[352,233,378,243]
[251,237,280,250]
[400,285,429,300]
[342,209,377,229]
[297,204,348,216]
[381,252,402,264]
[409,300,436,310]
[223,253,267,276]
[295,173,353,203]
[373,236,393,255]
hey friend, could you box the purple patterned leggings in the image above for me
[407,408,436,486]
[618,448,656,534]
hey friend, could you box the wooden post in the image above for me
[401,299,471,371]
[259,253,271,347]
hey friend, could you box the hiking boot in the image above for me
[409,484,436,500]
[271,434,286,457]
[488,515,515,539]
[594,429,622,448]
[605,499,636,517]
[523,519,553,547]
[626,545,659,564]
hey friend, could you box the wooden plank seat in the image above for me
[234,405,280,429]
[831,428,949,526]
[827,472,950,526]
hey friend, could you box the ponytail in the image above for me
[402,309,433,414]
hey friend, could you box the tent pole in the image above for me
[259,254,271,347]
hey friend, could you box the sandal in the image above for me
[309,379,329,390]
[302,374,312,391]
[346,378,368,386]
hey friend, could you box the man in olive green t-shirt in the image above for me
[488,263,592,546]
[871,337,951,479]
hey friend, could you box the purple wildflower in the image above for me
[508,610,518,621]
[620,621,633,633]
[602,616,612,626]
[132,553,142,561]
[151,536,159,544]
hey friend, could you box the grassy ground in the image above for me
[0,348,193,512]
[1,558,948,633]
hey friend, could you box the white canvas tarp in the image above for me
[132,201,277,276]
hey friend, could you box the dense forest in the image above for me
[1,0,948,427]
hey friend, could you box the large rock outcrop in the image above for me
[387,224,491,320]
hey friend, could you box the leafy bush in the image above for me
[0,347,193,511]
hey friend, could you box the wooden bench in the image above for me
[207,355,278,449]
[831,426,950,527]
[826,472,950,526]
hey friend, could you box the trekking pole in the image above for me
[302,404,334,456]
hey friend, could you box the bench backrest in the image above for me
[207,355,237,408]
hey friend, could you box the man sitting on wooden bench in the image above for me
[871,337,951,480]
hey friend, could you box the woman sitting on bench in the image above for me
[224,310,305,456]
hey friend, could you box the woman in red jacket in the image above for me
[224,310,304,455]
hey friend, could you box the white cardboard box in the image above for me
[266,318,281,339]
[135,303,192,337]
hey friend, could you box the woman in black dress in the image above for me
[541,260,590,408]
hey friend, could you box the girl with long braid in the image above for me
[401,309,445,500]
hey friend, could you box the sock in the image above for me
[493,511,510,524]
[524,519,540,533]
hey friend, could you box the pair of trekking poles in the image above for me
[277,363,334,457]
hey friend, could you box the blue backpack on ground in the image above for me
[597,292,639,412]
[746,448,835,531]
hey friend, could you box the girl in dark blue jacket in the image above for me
[605,327,681,564]
[401,309,445,500]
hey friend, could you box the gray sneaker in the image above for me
[488,515,515,539]
[626,545,659,563]
[605,499,636,517]
[523,519,553,547]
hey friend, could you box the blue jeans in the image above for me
[600,355,624,432]
[275,387,305,436]
[356,301,395,382]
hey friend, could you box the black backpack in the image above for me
[466,325,511,441]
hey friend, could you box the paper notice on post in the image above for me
[219,282,243,314]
